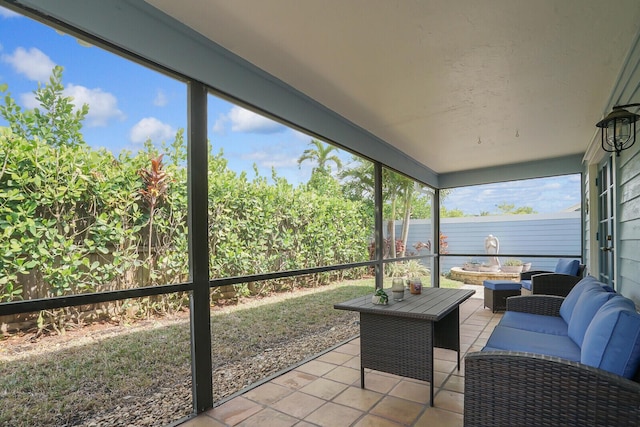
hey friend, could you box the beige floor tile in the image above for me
[389,380,431,404]
[434,359,457,374]
[460,323,484,333]
[414,407,463,427]
[459,335,478,345]
[316,350,354,365]
[442,374,464,393]
[361,372,401,394]
[333,386,384,412]
[343,355,361,369]
[300,377,349,400]
[464,318,491,326]
[177,297,500,427]
[236,408,299,427]
[323,365,361,384]
[335,343,361,355]
[304,401,363,426]
[434,390,464,414]
[352,414,404,427]
[272,370,318,390]
[243,382,293,405]
[434,347,459,362]
[206,397,262,426]
[179,415,227,427]
[434,371,448,387]
[271,391,326,419]
[295,360,336,376]
[370,395,424,425]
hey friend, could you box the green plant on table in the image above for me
[503,259,523,266]
[373,288,389,304]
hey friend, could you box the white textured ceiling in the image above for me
[147,0,640,174]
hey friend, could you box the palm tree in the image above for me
[297,139,343,174]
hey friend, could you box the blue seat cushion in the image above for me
[499,311,568,335]
[483,280,521,291]
[555,259,580,276]
[567,285,616,347]
[559,276,600,323]
[485,325,581,361]
[582,296,640,379]
[520,279,532,291]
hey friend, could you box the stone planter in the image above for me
[463,263,481,272]
[501,265,524,274]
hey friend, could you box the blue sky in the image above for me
[0,7,330,185]
[0,7,581,214]
[442,175,581,215]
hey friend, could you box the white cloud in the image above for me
[65,84,125,127]
[542,182,562,190]
[154,90,168,107]
[20,83,125,128]
[239,141,300,169]
[1,47,55,81]
[227,106,284,134]
[212,113,228,135]
[129,117,175,144]
[242,150,298,169]
[0,6,21,18]
[19,92,38,109]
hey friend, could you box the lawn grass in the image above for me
[0,279,374,427]
[0,275,464,426]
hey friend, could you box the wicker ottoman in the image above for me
[483,280,522,312]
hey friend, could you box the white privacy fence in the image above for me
[393,211,582,273]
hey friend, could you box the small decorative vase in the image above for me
[409,278,422,295]
[372,295,388,305]
[391,278,405,301]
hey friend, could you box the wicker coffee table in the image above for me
[334,287,475,406]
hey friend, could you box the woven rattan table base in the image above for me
[359,307,461,406]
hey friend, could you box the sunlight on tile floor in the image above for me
[179,288,501,427]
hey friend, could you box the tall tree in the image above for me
[297,139,343,175]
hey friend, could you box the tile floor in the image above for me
[180,287,502,427]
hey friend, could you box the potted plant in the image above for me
[501,259,524,273]
[371,288,389,305]
[403,260,430,278]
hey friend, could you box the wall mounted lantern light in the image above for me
[596,103,640,156]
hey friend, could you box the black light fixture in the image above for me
[596,103,640,156]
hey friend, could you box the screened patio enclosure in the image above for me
[2,0,640,426]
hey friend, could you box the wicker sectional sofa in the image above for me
[464,276,640,426]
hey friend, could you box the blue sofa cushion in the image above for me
[520,279,532,291]
[559,276,600,323]
[499,311,568,336]
[485,325,581,361]
[483,280,521,291]
[567,285,615,347]
[555,259,580,276]
[582,296,640,379]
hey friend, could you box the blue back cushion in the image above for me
[500,311,569,336]
[581,296,640,379]
[555,259,580,276]
[559,276,600,323]
[567,285,615,347]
